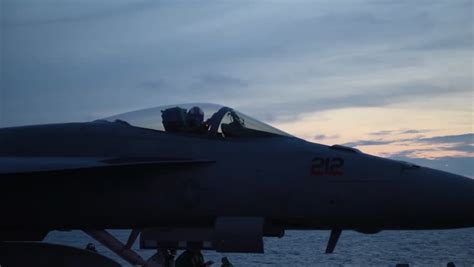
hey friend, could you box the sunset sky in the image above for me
[1,0,473,176]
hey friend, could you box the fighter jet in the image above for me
[1,103,473,266]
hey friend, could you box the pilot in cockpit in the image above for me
[162,106,209,134]
[186,106,209,134]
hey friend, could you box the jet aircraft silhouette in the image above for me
[1,103,473,265]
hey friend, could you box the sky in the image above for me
[1,0,473,176]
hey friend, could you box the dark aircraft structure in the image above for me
[1,103,473,266]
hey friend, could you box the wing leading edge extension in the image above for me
[0,156,215,176]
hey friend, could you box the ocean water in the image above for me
[45,228,474,266]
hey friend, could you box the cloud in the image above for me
[244,82,470,122]
[390,156,474,178]
[1,0,472,129]
[2,1,161,26]
[369,130,395,136]
[344,133,474,148]
[418,133,473,145]
[399,129,434,134]
[341,133,474,162]
[368,129,434,136]
[189,73,248,99]
[199,73,247,88]
[314,134,340,141]
[447,144,474,154]
[407,33,473,51]
[138,79,169,91]
[388,149,436,158]
[342,140,394,147]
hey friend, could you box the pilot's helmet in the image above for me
[187,106,204,126]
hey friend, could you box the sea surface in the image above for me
[45,228,474,267]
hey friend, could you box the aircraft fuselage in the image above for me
[1,122,473,238]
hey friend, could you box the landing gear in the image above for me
[83,229,177,267]
[325,229,342,254]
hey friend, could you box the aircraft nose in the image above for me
[405,168,474,228]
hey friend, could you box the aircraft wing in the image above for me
[0,156,215,175]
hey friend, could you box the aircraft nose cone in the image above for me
[415,168,474,228]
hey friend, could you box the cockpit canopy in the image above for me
[104,103,291,138]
